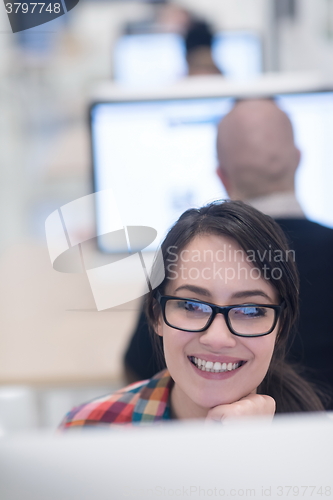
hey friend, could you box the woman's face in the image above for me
[156,234,280,419]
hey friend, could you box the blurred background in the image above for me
[1,0,333,434]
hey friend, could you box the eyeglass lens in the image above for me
[164,299,275,335]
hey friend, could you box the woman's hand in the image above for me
[205,393,276,423]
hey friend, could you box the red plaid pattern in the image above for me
[60,370,173,429]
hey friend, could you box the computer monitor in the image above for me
[1,414,333,500]
[113,32,187,87]
[113,30,262,87]
[90,76,333,253]
[213,31,262,79]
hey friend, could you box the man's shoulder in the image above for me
[60,379,151,429]
[276,218,333,243]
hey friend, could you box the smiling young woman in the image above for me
[153,233,281,420]
[61,201,324,429]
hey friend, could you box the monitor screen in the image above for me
[113,31,262,87]
[91,91,333,253]
[212,31,262,79]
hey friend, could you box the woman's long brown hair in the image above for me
[145,200,324,413]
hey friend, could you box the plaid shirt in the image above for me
[60,370,173,429]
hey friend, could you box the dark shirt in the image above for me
[275,219,333,404]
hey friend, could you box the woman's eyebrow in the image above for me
[173,284,211,297]
[172,286,274,302]
[231,290,273,301]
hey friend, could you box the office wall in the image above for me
[176,0,265,30]
[279,0,333,74]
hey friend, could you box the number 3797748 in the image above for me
[5,3,61,14]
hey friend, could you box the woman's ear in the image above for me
[274,320,284,347]
[155,315,163,337]
[152,297,163,337]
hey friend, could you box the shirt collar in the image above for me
[245,192,306,219]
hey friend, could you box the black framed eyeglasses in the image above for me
[156,292,285,338]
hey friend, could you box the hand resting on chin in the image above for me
[205,393,276,423]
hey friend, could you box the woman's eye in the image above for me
[184,301,202,312]
[185,302,196,312]
[177,301,209,313]
[176,300,192,311]
[233,306,267,318]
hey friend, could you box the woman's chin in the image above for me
[193,393,244,410]
[193,384,260,410]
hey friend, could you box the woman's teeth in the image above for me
[190,356,243,373]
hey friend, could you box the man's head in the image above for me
[185,20,221,76]
[216,99,301,200]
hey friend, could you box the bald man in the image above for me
[124,99,333,408]
[215,99,333,407]
[216,99,302,216]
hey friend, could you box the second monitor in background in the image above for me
[113,31,263,87]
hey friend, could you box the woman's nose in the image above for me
[199,313,237,349]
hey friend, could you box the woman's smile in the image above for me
[189,355,245,372]
[188,355,247,380]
